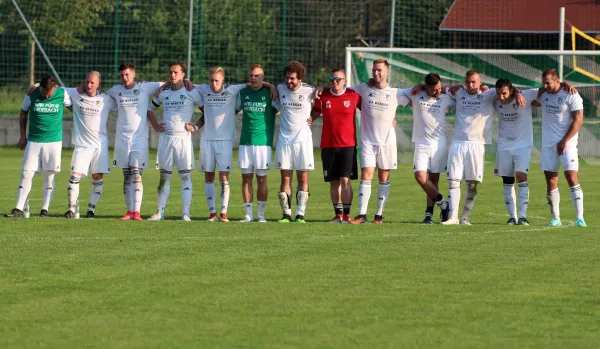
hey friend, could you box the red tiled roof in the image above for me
[439,0,600,33]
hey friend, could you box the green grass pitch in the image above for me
[1,147,599,349]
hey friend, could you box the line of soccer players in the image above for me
[6,60,586,227]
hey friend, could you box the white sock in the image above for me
[434,194,448,210]
[447,180,460,220]
[41,171,56,211]
[205,181,217,213]
[157,170,172,213]
[244,202,253,219]
[278,192,292,217]
[132,169,143,212]
[15,170,34,210]
[88,179,103,212]
[375,181,390,216]
[503,183,517,219]
[257,200,266,219]
[296,191,309,217]
[546,189,560,220]
[461,182,478,221]
[517,182,529,218]
[570,185,584,220]
[67,174,81,210]
[123,169,133,212]
[180,170,192,216]
[357,180,371,215]
[220,181,230,214]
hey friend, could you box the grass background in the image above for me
[1,147,599,349]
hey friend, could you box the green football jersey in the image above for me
[26,87,68,143]
[238,86,276,146]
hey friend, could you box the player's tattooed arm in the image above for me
[18,110,28,150]
[147,109,165,132]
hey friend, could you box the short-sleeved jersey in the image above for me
[312,88,360,148]
[539,90,584,147]
[273,83,315,145]
[351,83,410,146]
[399,88,455,145]
[494,89,537,150]
[107,81,162,141]
[196,84,245,141]
[65,88,117,148]
[236,86,277,147]
[450,88,496,144]
[150,86,203,139]
[21,87,72,143]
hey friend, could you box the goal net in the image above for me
[346,48,600,164]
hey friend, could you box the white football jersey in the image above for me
[65,88,117,148]
[539,90,584,147]
[495,89,537,150]
[150,86,203,139]
[399,88,455,145]
[196,84,245,141]
[352,83,410,146]
[273,83,315,145]
[450,88,496,144]
[107,81,162,141]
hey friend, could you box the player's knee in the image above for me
[69,174,81,184]
[21,170,34,180]
[502,176,515,185]
[466,180,478,193]
[91,173,103,181]
[515,172,527,183]
[256,173,267,182]
[131,169,143,182]
[414,172,427,185]
[448,179,460,190]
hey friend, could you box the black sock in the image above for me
[342,204,351,215]
[435,193,443,202]
[425,206,434,216]
[334,204,343,215]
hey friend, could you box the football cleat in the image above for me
[423,215,433,224]
[182,214,192,222]
[547,218,562,227]
[240,216,254,223]
[120,211,135,220]
[575,218,587,227]
[341,214,351,224]
[132,212,143,221]
[441,217,460,225]
[219,213,229,222]
[373,215,384,224]
[40,209,50,218]
[460,218,471,225]
[349,215,367,225]
[506,218,517,225]
[5,208,24,217]
[147,210,164,221]
[207,213,219,222]
[518,217,529,226]
[278,215,292,223]
[64,210,75,219]
[257,217,267,223]
[440,203,450,222]
[86,211,95,218]
[295,215,306,223]
[329,215,343,223]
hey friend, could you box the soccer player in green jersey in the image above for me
[6,75,72,217]
[236,64,278,222]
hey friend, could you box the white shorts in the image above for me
[156,135,195,172]
[541,144,579,172]
[275,139,314,171]
[21,141,62,173]
[239,145,272,175]
[360,142,397,170]
[413,143,448,173]
[199,139,233,172]
[71,146,111,176]
[447,142,485,182]
[113,137,149,169]
[494,147,531,177]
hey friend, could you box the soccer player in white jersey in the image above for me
[63,71,117,219]
[398,73,452,224]
[442,69,525,225]
[349,59,410,224]
[146,62,203,221]
[6,75,72,218]
[493,79,538,226]
[107,62,165,221]
[273,61,315,223]
[537,68,586,227]
[193,67,244,222]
